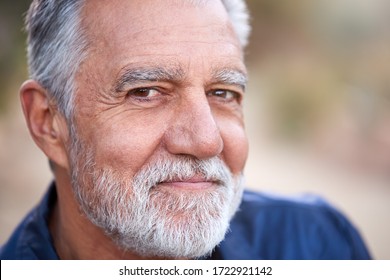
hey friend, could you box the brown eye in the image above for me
[208,89,240,102]
[127,88,161,98]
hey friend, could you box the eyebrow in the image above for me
[114,66,185,92]
[211,68,248,91]
[114,65,248,92]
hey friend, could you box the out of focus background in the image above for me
[1,0,389,259]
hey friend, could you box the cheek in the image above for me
[220,120,248,175]
[90,120,165,175]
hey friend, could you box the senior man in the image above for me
[1,0,370,260]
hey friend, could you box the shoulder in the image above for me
[0,184,59,260]
[0,210,39,259]
[238,189,346,225]
[240,189,333,210]
[217,189,371,259]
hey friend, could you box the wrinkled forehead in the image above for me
[80,0,238,48]
[73,0,245,101]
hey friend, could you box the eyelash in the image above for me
[126,87,162,102]
[207,89,241,103]
[126,87,242,104]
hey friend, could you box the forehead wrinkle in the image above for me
[114,65,186,92]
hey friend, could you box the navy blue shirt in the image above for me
[0,183,371,259]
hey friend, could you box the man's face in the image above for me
[68,0,248,258]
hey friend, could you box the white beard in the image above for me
[70,138,243,259]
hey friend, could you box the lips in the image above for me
[158,174,218,190]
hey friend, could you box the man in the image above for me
[0,0,370,260]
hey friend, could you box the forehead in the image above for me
[78,0,245,92]
[83,0,229,33]
[82,0,242,56]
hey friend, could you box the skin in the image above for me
[20,0,248,259]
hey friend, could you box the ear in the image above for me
[20,80,70,170]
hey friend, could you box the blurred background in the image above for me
[1,0,389,259]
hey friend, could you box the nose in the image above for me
[163,92,223,160]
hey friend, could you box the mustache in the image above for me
[131,156,232,190]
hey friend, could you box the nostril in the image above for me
[162,93,224,159]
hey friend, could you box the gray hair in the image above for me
[221,0,251,47]
[25,0,251,119]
